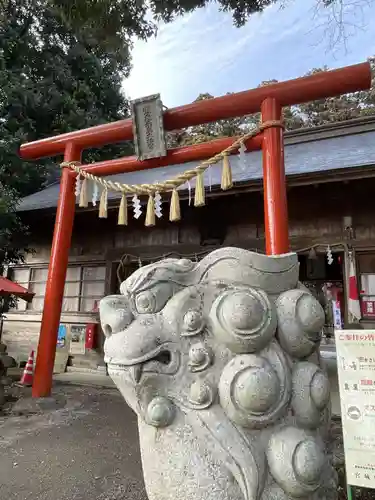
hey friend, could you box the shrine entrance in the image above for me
[19,62,372,398]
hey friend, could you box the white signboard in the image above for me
[336,329,375,489]
[69,325,86,355]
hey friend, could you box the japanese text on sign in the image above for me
[336,329,375,489]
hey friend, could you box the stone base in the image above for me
[12,394,67,415]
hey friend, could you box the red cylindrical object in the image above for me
[32,142,81,398]
[79,135,263,177]
[261,98,289,255]
[85,324,96,349]
[20,62,371,160]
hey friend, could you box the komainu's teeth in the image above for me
[131,365,142,383]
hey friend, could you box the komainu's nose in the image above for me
[99,295,133,337]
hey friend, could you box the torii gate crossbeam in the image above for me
[19,62,371,398]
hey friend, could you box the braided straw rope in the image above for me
[60,120,284,196]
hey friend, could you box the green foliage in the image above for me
[0,0,132,270]
[0,0,132,193]
[47,0,349,42]
[0,183,27,273]
[47,0,278,47]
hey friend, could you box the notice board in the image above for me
[336,329,375,489]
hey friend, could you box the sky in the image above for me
[123,0,375,108]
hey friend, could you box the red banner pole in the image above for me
[32,143,81,397]
[261,97,289,255]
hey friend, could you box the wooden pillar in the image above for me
[32,143,81,397]
[261,98,290,255]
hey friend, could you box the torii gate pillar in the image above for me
[261,97,288,255]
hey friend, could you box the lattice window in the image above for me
[10,264,106,313]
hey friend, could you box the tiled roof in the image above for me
[17,116,375,212]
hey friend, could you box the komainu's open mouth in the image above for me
[106,343,180,383]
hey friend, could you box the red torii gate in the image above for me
[20,62,371,398]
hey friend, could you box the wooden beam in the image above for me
[20,63,371,160]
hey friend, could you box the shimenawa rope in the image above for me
[60,119,284,225]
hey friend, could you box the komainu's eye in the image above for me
[135,291,156,314]
[134,283,174,315]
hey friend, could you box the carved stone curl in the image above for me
[218,342,291,429]
[100,248,336,500]
[276,289,325,359]
[188,343,213,372]
[266,426,326,497]
[209,285,277,353]
[146,396,176,427]
[291,361,331,429]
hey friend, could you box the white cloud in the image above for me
[123,0,375,107]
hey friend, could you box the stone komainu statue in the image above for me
[99,248,337,500]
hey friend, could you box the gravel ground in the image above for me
[0,384,373,500]
[0,385,147,500]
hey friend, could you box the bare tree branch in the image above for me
[310,0,372,53]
